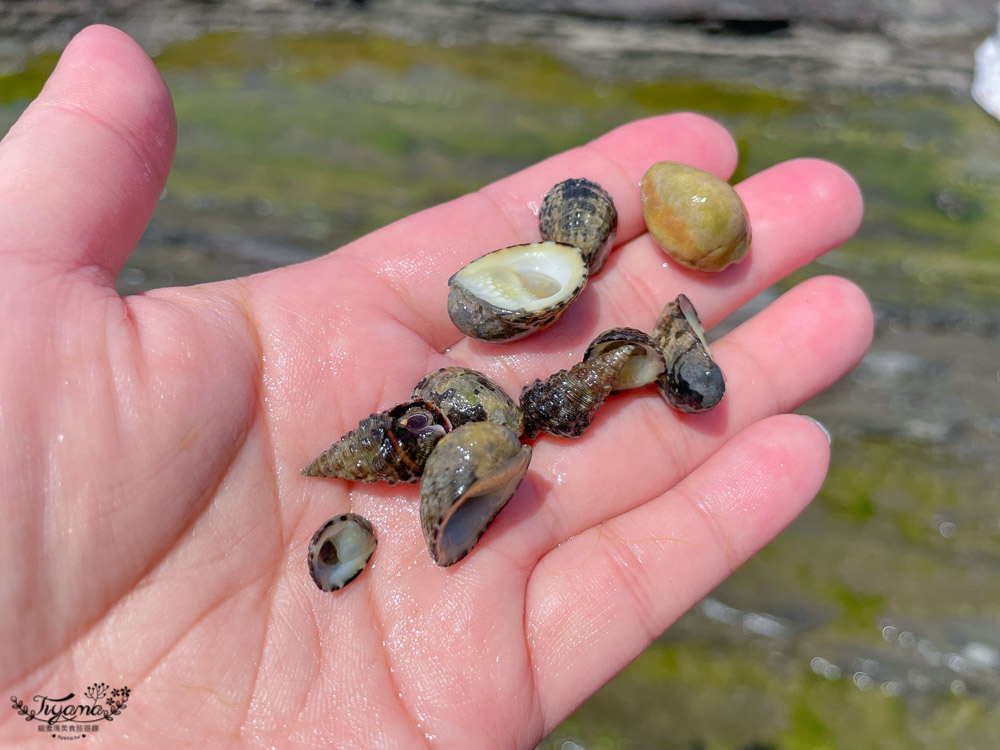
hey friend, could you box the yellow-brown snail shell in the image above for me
[539,178,619,274]
[307,513,377,592]
[419,422,532,567]
[653,294,725,413]
[412,366,525,437]
[640,161,751,273]
[301,400,451,484]
[520,345,634,439]
[583,327,666,392]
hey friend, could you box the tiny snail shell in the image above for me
[539,178,619,274]
[640,161,751,273]
[447,241,589,342]
[583,327,666,392]
[412,366,525,436]
[420,422,532,567]
[301,400,451,484]
[653,294,725,414]
[307,513,377,592]
[520,345,634,439]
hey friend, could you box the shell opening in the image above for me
[439,491,495,563]
[453,242,585,313]
[677,294,710,350]
[435,447,531,566]
[308,514,377,592]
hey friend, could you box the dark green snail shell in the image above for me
[412,366,525,436]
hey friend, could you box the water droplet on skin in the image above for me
[57,434,64,442]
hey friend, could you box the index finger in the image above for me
[309,113,739,350]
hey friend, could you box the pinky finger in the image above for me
[525,413,831,730]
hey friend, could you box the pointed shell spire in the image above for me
[519,345,634,439]
[302,400,451,484]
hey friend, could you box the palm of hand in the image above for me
[0,26,871,748]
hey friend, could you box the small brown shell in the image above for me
[583,327,666,391]
[653,294,725,413]
[412,366,525,436]
[301,400,451,484]
[420,422,532,567]
[307,513,377,592]
[520,345,633,439]
[539,178,619,274]
[447,241,589,342]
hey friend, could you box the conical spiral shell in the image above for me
[301,400,451,484]
[520,345,633,439]
[583,326,666,391]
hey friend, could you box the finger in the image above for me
[482,274,870,565]
[0,25,176,282]
[274,113,738,349]
[450,157,864,383]
[524,413,832,726]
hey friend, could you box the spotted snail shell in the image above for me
[583,327,666,392]
[520,345,634,439]
[307,513,377,592]
[412,366,525,437]
[653,294,725,413]
[301,400,451,484]
[539,178,619,274]
[420,421,531,567]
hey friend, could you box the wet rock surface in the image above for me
[0,0,996,92]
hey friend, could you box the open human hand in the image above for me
[0,25,871,748]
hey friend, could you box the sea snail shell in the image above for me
[301,400,450,484]
[412,366,525,437]
[420,421,532,567]
[583,327,666,392]
[539,178,619,274]
[520,344,634,439]
[447,241,589,342]
[653,294,725,413]
[307,513,377,592]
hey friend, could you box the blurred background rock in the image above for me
[2,2,999,748]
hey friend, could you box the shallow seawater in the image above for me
[3,29,999,749]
